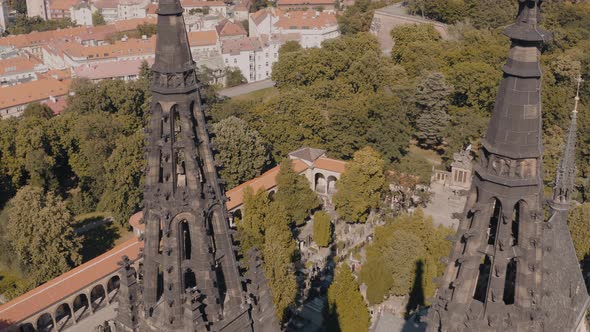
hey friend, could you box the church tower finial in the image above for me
[552,76,583,207]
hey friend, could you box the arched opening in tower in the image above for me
[173,106,181,143]
[181,219,192,260]
[503,258,517,305]
[175,149,187,188]
[184,268,197,290]
[157,264,164,303]
[487,199,502,245]
[511,201,523,246]
[473,255,492,302]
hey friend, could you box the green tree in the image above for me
[327,264,370,332]
[337,0,386,35]
[212,116,271,188]
[568,203,590,262]
[6,186,81,285]
[361,211,453,304]
[98,131,144,226]
[225,67,247,87]
[449,61,499,112]
[263,203,297,322]
[23,103,54,119]
[333,147,386,223]
[367,93,412,163]
[238,186,270,253]
[274,158,320,225]
[278,40,302,58]
[137,23,157,37]
[92,11,106,26]
[415,71,453,148]
[313,211,331,247]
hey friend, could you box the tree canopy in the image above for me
[5,186,82,286]
[327,264,370,332]
[333,147,386,223]
[212,116,271,188]
[274,158,320,225]
[313,210,331,247]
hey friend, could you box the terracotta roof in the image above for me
[58,36,156,60]
[226,159,309,210]
[49,0,79,11]
[0,78,71,109]
[38,68,72,80]
[73,58,154,80]
[187,30,218,47]
[0,55,42,76]
[92,0,118,9]
[146,2,157,14]
[226,155,346,210]
[221,37,263,55]
[274,10,337,30]
[315,157,346,174]
[0,237,142,323]
[277,0,334,5]
[41,96,69,115]
[181,0,225,7]
[129,211,144,231]
[216,19,247,37]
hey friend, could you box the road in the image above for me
[218,79,275,98]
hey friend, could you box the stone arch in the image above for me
[503,258,517,305]
[18,323,35,332]
[72,293,89,321]
[90,284,106,310]
[327,175,337,195]
[315,173,326,194]
[36,313,53,332]
[54,303,72,330]
[107,275,120,301]
[233,208,242,221]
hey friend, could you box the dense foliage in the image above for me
[4,186,82,287]
[211,116,271,188]
[327,264,371,332]
[274,158,321,225]
[360,210,453,306]
[8,16,76,35]
[333,147,387,223]
[0,72,149,224]
[312,211,331,247]
[568,203,590,262]
[237,187,298,321]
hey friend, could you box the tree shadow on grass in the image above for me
[80,223,120,262]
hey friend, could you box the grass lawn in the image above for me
[79,222,133,263]
[232,87,278,102]
[0,269,28,301]
[408,144,442,166]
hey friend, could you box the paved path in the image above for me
[64,302,117,332]
[423,183,465,230]
[218,79,275,98]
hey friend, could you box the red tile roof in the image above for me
[277,0,334,5]
[41,96,69,115]
[73,58,154,80]
[0,237,142,323]
[187,30,218,47]
[216,19,247,37]
[49,0,79,11]
[181,0,225,7]
[0,55,42,76]
[0,78,71,109]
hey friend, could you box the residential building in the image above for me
[93,0,149,22]
[0,0,9,33]
[249,8,339,48]
[0,54,48,86]
[70,1,95,26]
[233,1,249,21]
[72,57,154,81]
[26,0,49,19]
[276,0,336,11]
[181,0,226,16]
[216,18,247,41]
[48,0,79,19]
[0,77,71,118]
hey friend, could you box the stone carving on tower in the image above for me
[427,1,589,331]
[113,0,279,330]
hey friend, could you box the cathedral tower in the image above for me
[115,0,278,330]
[427,1,589,331]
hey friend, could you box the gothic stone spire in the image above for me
[427,1,588,331]
[552,77,583,207]
[121,0,257,330]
